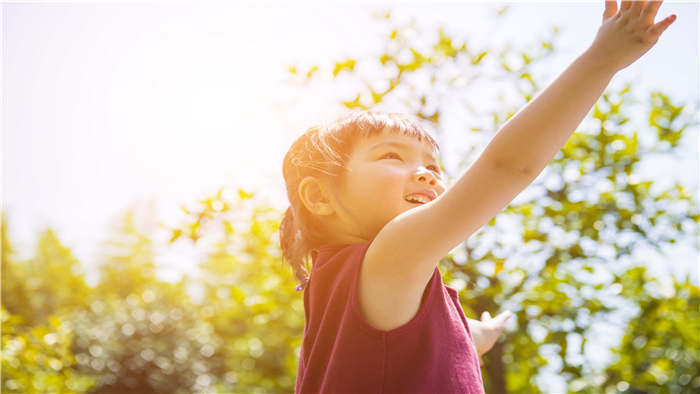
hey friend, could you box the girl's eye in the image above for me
[380,152,440,173]
[380,152,402,160]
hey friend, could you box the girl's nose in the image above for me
[414,168,437,186]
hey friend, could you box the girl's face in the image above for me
[323,129,447,244]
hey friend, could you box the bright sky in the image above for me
[3,1,698,389]
[4,0,698,273]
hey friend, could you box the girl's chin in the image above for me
[400,202,424,213]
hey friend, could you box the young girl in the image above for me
[280,1,676,392]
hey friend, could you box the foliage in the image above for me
[94,210,158,299]
[2,219,91,327]
[1,210,230,394]
[170,188,304,393]
[598,270,700,393]
[1,214,31,320]
[68,285,227,394]
[72,209,229,394]
[1,307,97,393]
[1,213,96,392]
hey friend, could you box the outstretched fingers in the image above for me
[630,0,646,15]
[492,310,513,325]
[481,310,512,326]
[480,310,512,328]
[649,13,676,36]
[620,0,634,12]
[642,0,663,22]
[603,0,618,21]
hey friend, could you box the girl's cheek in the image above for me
[371,165,404,179]
[364,163,411,186]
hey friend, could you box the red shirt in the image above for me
[295,239,485,394]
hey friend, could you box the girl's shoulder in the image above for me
[314,240,373,268]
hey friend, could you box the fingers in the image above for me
[630,0,646,15]
[620,0,633,12]
[642,0,662,16]
[649,13,676,36]
[642,1,663,24]
[603,0,618,20]
[493,310,513,324]
[617,0,673,37]
[481,310,512,325]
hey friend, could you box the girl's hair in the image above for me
[280,110,441,287]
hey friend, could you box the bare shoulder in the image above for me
[357,244,435,331]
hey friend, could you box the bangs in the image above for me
[323,111,440,158]
[284,110,441,184]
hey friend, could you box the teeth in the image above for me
[405,194,430,204]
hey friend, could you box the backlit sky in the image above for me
[3,0,698,285]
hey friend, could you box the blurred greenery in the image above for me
[2,7,699,394]
[602,270,700,393]
[2,307,97,393]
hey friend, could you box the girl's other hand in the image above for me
[475,310,512,365]
[588,1,676,72]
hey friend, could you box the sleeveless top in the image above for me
[295,239,485,394]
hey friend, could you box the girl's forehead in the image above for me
[357,133,439,159]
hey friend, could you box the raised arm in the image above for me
[485,0,676,178]
[358,1,676,332]
[485,48,615,178]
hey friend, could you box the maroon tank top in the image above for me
[295,239,485,393]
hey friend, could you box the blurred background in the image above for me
[2,1,698,393]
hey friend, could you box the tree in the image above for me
[64,208,230,393]
[68,281,227,394]
[1,207,229,393]
[1,213,32,321]
[277,8,699,392]
[1,213,91,327]
[599,268,700,393]
[1,213,96,393]
[170,187,304,393]
[94,209,158,299]
[1,307,97,394]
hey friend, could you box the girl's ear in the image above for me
[298,176,334,216]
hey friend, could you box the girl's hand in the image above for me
[471,310,512,364]
[588,1,676,72]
